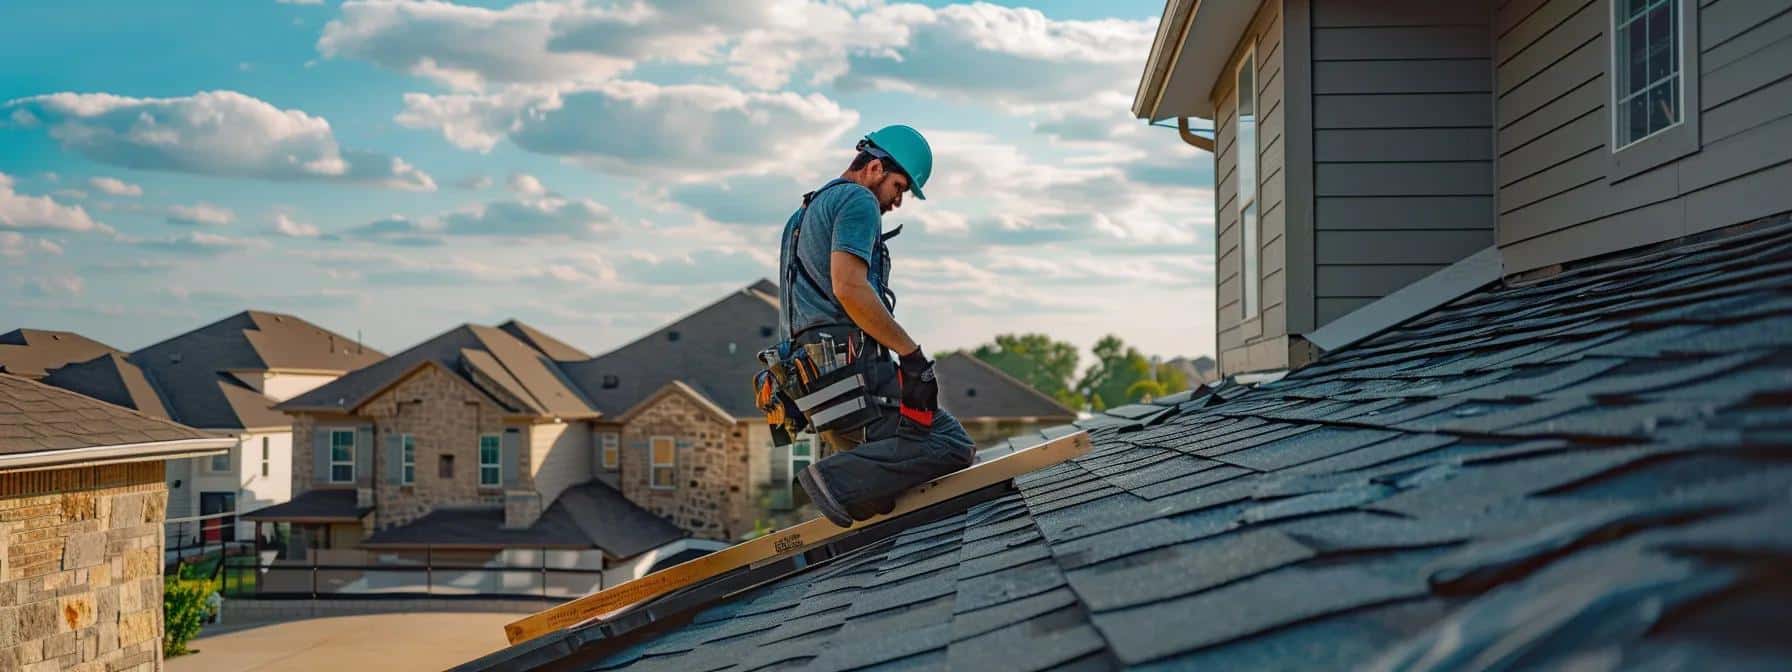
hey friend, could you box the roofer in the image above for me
[770,125,975,527]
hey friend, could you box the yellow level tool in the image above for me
[503,430,1093,645]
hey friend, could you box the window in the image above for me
[260,437,269,477]
[790,439,813,488]
[439,454,455,479]
[210,447,231,473]
[401,434,416,485]
[1236,46,1261,320]
[478,434,502,487]
[600,432,620,471]
[1613,0,1681,149]
[650,436,676,489]
[329,429,355,483]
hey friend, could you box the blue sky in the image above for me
[0,0,1215,363]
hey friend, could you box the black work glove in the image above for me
[897,347,937,440]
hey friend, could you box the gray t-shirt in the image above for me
[777,179,893,341]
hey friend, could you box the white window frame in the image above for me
[649,436,676,490]
[1605,0,1700,181]
[401,433,416,485]
[478,434,502,487]
[1236,44,1261,320]
[600,432,620,471]
[329,429,356,483]
[208,446,232,474]
[1610,0,1683,151]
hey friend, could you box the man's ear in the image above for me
[866,158,886,180]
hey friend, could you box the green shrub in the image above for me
[163,573,218,656]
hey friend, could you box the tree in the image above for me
[968,333,1082,410]
[1077,334,1191,407]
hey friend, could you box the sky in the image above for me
[0,0,1217,364]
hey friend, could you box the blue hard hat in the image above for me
[859,125,933,200]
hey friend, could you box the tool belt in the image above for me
[753,327,895,447]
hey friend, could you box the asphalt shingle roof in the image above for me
[0,329,123,379]
[496,218,1792,671]
[361,481,684,558]
[935,353,1078,422]
[0,373,214,453]
[243,489,368,522]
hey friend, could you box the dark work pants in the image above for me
[813,360,976,519]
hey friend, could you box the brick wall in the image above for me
[0,462,167,671]
[619,394,755,541]
[360,365,518,530]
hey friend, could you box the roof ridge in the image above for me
[586,282,777,361]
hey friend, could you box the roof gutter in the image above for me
[1178,117,1216,152]
[0,437,232,473]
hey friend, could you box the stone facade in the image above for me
[291,366,524,531]
[0,462,167,671]
[618,393,754,541]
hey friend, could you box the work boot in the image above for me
[797,463,854,527]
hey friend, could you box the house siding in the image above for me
[528,420,591,510]
[1214,0,1289,374]
[618,394,753,541]
[357,365,517,529]
[1309,0,1497,326]
[1496,0,1792,272]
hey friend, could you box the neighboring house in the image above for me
[0,328,122,379]
[34,310,384,547]
[1165,355,1220,386]
[0,373,232,670]
[467,1,1792,669]
[265,321,685,570]
[933,352,1079,445]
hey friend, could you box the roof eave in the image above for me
[0,437,233,473]
[1134,0,1260,122]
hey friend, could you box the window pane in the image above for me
[480,441,499,465]
[1242,202,1260,318]
[652,439,674,465]
[1627,93,1650,144]
[1648,81,1675,134]
[653,467,674,488]
[1646,5,1672,84]
[792,440,811,457]
[332,465,354,482]
[481,466,500,486]
[404,465,414,483]
[1236,52,1257,206]
[331,444,350,462]
[1624,23,1648,95]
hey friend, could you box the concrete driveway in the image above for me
[168,612,517,671]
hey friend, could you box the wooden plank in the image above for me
[1317,264,1448,298]
[1317,196,1494,230]
[1317,162,1494,197]
[502,431,1094,645]
[1497,75,1602,154]
[1498,0,1596,63]
[1496,31,1602,124]
[1701,32,1792,110]
[1316,128,1493,162]
[1316,93,1493,128]
[1315,59,1492,95]
[1703,75,1792,143]
[1314,0,1489,28]
[1701,0,1792,50]
[1317,230,1492,264]
[1703,5,1792,73]
[1498,0,1600,94]
[1313,25,1490,60]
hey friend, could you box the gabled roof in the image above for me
[0,373,230,469]
[489,217,1792,670]
[279,323,597,418]
[499,319,591,362]
[362,481,684,558]
[563,281,781,420]
[934,353,1077,421]
[41,353,169,420]
[0,329,123,379]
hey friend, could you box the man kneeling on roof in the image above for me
[773,125,975,526]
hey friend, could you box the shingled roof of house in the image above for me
[934,353,1078,422]
[362,481,685,559]
[562,281,780,420]
[279,322,596,418]
[0,374,230,466]
[475,218,1792,670]
[0,329,123,379]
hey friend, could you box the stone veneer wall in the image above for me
[619,394,753,541]
[361,366,518,530]
[0,462,167,671]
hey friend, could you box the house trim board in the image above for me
[500,430,1094,645]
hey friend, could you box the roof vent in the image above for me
[728,342,737,355]
[667,331,681,342]
[760,326,774,338]
[966,388,977,398]
[169,352,182,364]
[601,375,620,389]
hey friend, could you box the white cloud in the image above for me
[616,248,774,285]
[272,213,321,238]
[398,81,857,177]
[456,174,494,190]
[89,176,143,197]
[319,0,634,91]
[0,232,64,258]
[133,231,265,256]
[23,274,84,297]
[167,202,236,226]
[507,172,546,196]
[277,0,324,5]
[347,194,620,244]
[0,172,109,233]
[4,91,436,191]
[52,189,89,201]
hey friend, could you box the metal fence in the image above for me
[218,548,606,600]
